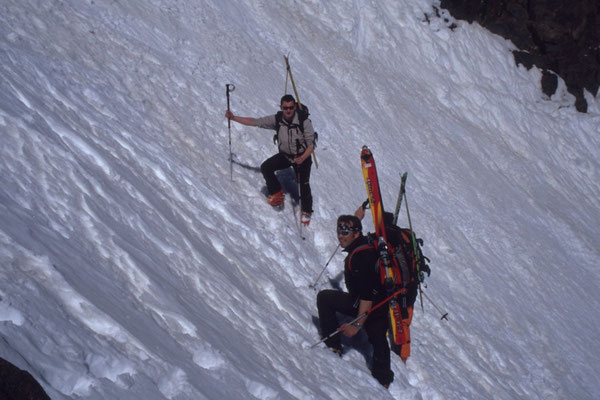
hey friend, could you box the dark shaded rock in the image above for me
[0,357,50,400]
[440,0,599,112]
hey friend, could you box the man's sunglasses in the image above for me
[337,223,359,236]
[281,106,296,110]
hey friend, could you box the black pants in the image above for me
[261,152,312,213]
[316,290,394,387]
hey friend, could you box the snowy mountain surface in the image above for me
[1,0,599,399]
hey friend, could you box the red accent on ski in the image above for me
[360,146,406,347]
[360,147,387,242]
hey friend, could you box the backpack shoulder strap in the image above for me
[296,105,309,133]
[275,111,283,130]
[273,111,283,146]
[347,244,376,271]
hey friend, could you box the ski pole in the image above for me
[296,139,302,203]
[311,200,369,289]
[392,172,408,225]
[310,287,406,348]
[422,291,449,321]
[309,244,340,289]
[403,188,425,311]
[284,55,301,108]
[295,139,307,239]
[226,83,235,181]
[283,51,290,94]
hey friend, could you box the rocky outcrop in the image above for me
[440,0,599,112]
[0,357,50,400]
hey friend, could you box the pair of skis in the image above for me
[310,147,418,350]
[360,146,409,349]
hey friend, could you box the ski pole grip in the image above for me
[226,84,235,128]
[226,84,235,108]
[309,311,368,348]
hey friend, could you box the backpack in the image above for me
[273,103,318,149]
[366,224,431,306]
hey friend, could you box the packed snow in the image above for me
[1,0,599,399]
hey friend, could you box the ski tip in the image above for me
[360,146,373,162]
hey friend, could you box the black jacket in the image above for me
[343,235,384,305]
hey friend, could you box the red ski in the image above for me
[360,146,408,348]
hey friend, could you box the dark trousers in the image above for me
[316,290,394,387]
[261,152,312,213]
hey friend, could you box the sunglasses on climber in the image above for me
[281,105,296,110]
[337,223,360,236]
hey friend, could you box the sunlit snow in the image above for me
[1,1,599,399]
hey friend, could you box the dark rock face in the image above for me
[440,0,599,112]
[0,358,50,400]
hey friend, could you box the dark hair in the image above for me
[337,215,362,232]
[280,94,296,105]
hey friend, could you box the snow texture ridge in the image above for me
[1,0,599,399]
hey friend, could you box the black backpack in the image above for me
[273,104,318,148]
[367,224,431,306]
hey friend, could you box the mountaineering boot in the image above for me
[328,346,343,358]
[267,189,284,207]
[301,212,312,226]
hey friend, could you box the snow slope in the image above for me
[1,0,599,399]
